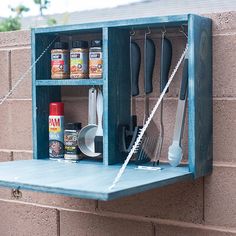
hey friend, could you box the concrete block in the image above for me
[60,211,154,236]
[0,30,30,48]
[11,48,32,99]
[0,150,13,162]
[204,166,236,227]
[0,100,32,150]
[0,201,58,236]
[213,35,236,97]
[0,187,96,212]
[0,50,10,99]
[213,100,236,163]
[13,150,33,160]
[99,178,203,223]
[155,223,236,236]
[205,12,236,34]
[63,98,88,127]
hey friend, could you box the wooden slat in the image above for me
[34,15,188,34]
[188,15,213,178]
[0,160,192,201]
[36,79,103,86]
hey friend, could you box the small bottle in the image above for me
[51,42,69,79]
[64,123,82,161]
[89,40,102,78]
[49,102,64,160]
[70,40,89,79]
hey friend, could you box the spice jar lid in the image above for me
[49,102,64,116]
[72,40,88,49]
[65,122,82,130]
[53,42,69,50]
[91,40,102,47]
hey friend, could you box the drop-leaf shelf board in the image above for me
[0,14,212,201]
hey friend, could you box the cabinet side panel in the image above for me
[33,34,61,159]
[188,15,213,178]
[103,28,130,165]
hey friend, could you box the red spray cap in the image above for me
[49,102,64,116]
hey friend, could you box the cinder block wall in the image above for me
[0,12,235,236]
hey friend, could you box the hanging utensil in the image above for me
[168,54,188,167]
[78,87,100,157]
[120,36,141,153]
[95,88,103,153]
[153,31,172,166]
[136,29,158,165]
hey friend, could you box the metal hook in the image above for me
[130,27,135,36]
[145,26,151,36]
[179,25,188,38]
[161,26,166,39]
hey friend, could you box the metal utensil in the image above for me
[78,87,100,157]
[120,40,141,153]
[136,33,158,164]
[95,88,103,153]
[168,55,188,167]
[153,34,172,165]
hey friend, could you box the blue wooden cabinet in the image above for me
[0,14,212,201]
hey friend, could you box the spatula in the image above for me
[153,35,172,166]
[136,36,158,164]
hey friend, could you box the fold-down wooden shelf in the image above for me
[0,14,212,201]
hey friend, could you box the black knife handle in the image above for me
[145,38,156,94]
[131,41,141,97]
[180,58,188,100]
[160,37,172,93]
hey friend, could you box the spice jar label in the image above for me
[70,50,88,78]
[89,52,102,78]
[51,51,69,79]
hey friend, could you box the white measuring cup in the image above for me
[78,87,100,157]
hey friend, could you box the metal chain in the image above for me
[109,43,189,190]
[0,36,58,106]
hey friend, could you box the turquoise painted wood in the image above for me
[36,79,103,86]
[0,14,212,200]
[0,160,192,200]
[188,14,213,178]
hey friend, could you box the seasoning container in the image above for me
[89,40,102,78]
[49,102,64,159]
[70,40,89,79]
[64,123,82,161]
[51,42,69,79]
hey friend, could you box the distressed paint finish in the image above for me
[32,34,61,159]
[34,15,188,34]
[36,79,103,86]
[104,27,131,165]
[188,14,213,178]
[0,160,192,201]
[0,14,212,200]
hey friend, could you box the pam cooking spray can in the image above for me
[49,102,64,160]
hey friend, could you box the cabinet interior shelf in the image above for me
[35,79,103,86]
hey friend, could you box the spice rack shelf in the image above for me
[35,79,104,86]
[0,14,213,201]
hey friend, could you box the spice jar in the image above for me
[64,122,82,161]
[70,40,89,79]
[89,40,102,78]
[51,42,69,79]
